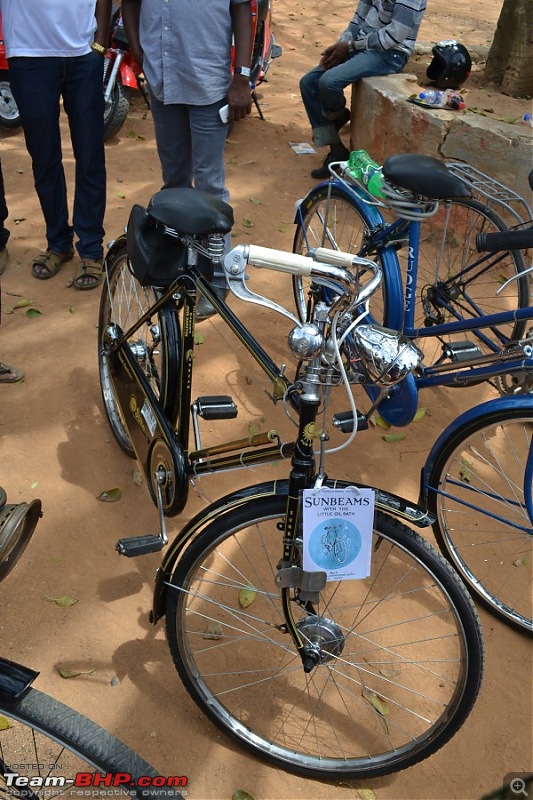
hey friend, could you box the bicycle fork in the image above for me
[273,373,337,673]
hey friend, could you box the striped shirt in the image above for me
[341,0,427,56]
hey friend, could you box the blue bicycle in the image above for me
[293,154,532,428]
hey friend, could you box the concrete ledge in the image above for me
[350,74,533,207]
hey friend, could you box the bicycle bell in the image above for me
[288,323,324,360]
[351,324,423,386]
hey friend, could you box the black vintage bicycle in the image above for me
[98,188,484,780]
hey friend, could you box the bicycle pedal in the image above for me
[116,534,165,557]
[194,395,238,420]
[332,410,369,433]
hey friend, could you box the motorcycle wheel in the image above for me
[103,79,130,141]
[0,77,21,129]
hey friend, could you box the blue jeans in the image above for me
[9,54,106,260]
[148,91,230,287]
[300,49,408,147]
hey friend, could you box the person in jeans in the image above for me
[122,0,253,320]
[300,0,427,179]
[1,0,111,289]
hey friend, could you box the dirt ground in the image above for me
[0,1,531,799]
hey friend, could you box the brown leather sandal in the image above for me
[72,258,103,290]
[32,249,74,280]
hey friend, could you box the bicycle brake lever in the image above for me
[224,250,301,327]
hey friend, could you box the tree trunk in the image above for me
[485,0,533,97]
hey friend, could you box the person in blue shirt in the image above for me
[122,0,253,320]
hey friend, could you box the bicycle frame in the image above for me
[296,174,533,426]
[101,226,434,563]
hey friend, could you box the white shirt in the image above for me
[1,0,97,58]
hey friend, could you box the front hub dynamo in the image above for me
[297,615,345,665]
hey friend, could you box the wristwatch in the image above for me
[234,66,251,78]
[91,41,108,56]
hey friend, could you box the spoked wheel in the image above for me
[0,685,184,799]
[293,185,388,324]
[165,494,483,780]
[426,402,533,634]
[98,240,181,458]
[413,197,529,368]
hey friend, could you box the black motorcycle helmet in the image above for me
[426,40,472,89]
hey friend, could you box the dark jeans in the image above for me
[0,159,9,250]
[300,49,408,147]
[9,53,106,260]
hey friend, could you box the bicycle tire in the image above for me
[293,190,529,371]
[165,492,483,780]
[98,240,181,458]
[0,686,184,799]
[425,400,533,634]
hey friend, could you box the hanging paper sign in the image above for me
[302,487,375,581]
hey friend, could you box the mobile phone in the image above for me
[218,104,229,124]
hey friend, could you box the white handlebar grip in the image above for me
[247,244,313,276]
[313,247,357,268]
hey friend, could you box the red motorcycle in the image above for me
[0,14,21,130]
[103,6,148,141]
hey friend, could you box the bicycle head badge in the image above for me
[351,325,423,386]
[426,40,472,89]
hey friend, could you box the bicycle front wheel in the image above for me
[165,494,483,780]
[98,240,181,458]
[414,197,529,368]
[0,686,184,799]
[425,401,533,633]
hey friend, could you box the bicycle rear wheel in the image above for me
[165,493,483,780]
[0,685,184,799]
[413,197,529,367]
[98,240,181,458]
[425,400,533,634]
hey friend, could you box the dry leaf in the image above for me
[49,595,78,608]
[413,406,427,421]
[203,622,223,640]
[56,665,96,679]
[362,688,390,716]
[383,433,406,443]
[0,715,11,731]
[97,488,122,502]
[238,586,256,608]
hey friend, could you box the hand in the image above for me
[131,45,144,69]
[227,74,252,121]
[320,41,350,70]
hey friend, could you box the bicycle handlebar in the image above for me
[476,227,533,252]
[243,244,382,310]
